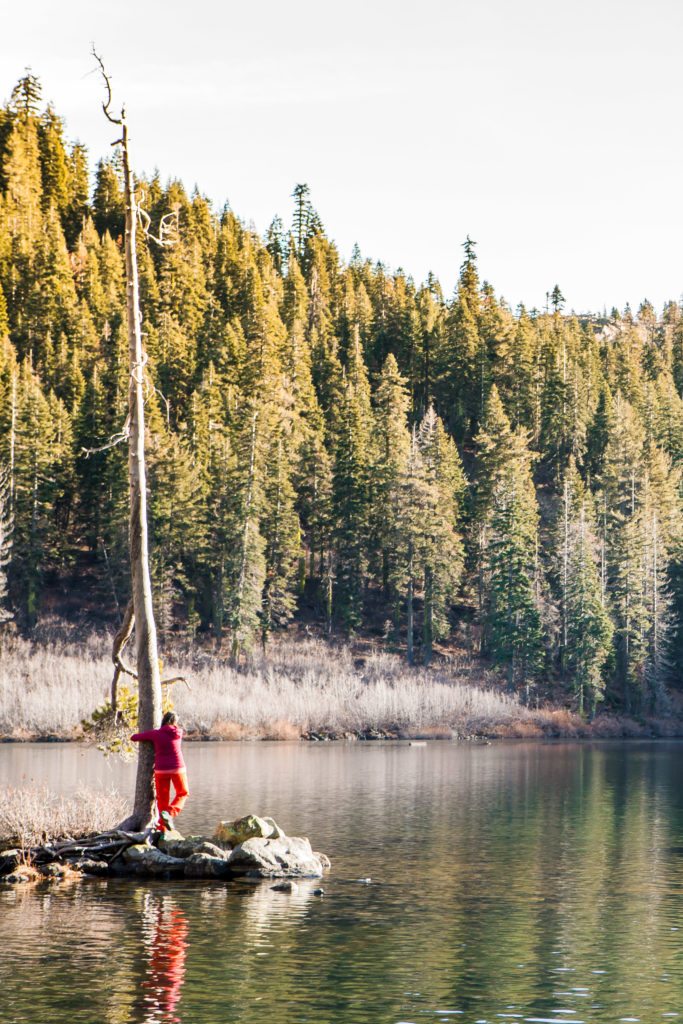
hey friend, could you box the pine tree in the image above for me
[439,239,483,440]
[475,387,543,694]
[224,406,266,657]
[292,183,312,255]
[147,425,203,642]
[0,464,14,622]
[92,157,125,239]
[63,142,90,248]
[38,105,69,216]
[585,383,614,485]
[555,460,613,714]
[260,432,300,644]
[414,274,445,418]
[599,397,650,709]
[504,307,539,435]
[332,368,371,632]
[11,360,73,627]
[390,428,428,663]
[371,354,411,624]
[417,407,465,664]
[10,71,42,118]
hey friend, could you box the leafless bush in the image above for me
[0,636,108,736]
[0,786,128,846]
[0,633,531,740]
[171,639,528,737]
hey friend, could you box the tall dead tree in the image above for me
[94,52,162,830]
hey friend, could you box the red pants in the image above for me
[155,770,189,824]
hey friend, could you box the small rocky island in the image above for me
[0,814,330,884]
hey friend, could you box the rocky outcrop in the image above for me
[1,814,330,884]
[227,836,329,878]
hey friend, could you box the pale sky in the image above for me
[2,0,682,313]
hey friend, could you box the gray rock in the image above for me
[227,836,330,878]
[159,835,228,860]
[262,816,286,840]
[76,859,110,877]
[270,880,298,893]
[122,844,186,877]
[0,849,21,874]
[4,871,33,884]
[39,863,70,879]
[157,827,184,842]
[183,852,232,879]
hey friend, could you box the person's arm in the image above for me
[131,728,158,742]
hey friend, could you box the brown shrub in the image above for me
[489,720,546,739]
[539,709,583,738]
[403,725,455,740]
[202,720,253,742]
[261,719,303,741]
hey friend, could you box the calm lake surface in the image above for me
[2,740,683,1024]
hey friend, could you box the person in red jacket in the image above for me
[131,711,189,831]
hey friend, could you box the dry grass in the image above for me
[0,631,109,737]
[168,638,529,739]
[0,630,678,742]
[0,785,129,847]
[0,632,529,739]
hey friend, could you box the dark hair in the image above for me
[161,711,177,727]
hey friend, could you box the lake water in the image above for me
[2,740,683,1024]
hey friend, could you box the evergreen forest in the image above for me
[2,72,683,718]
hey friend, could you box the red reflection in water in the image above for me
[141,901,189,1023]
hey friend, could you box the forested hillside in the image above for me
[1,72,682,717]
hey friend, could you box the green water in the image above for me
[2,740,683,1023]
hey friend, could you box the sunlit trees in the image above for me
[475,388,543,695]
[3,70,683,713]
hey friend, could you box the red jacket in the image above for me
[131,724,185,772]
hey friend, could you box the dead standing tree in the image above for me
[93,51,170,830]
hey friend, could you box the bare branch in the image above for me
[91,47,123,128]
[137,191,179,248]
[111,599,190,699]
[111,599,135,713]
[131,351,148,386]
[162,676,192,692]
[115,658,191,692]
[153,385,171,428]
[81,417,130,458]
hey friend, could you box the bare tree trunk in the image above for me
[120,118,162,830]
[9,371,16,509]
[406,543,414,666]
[230,409,258,661]
[93,51,161,831]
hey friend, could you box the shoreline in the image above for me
[3,714,683,745]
